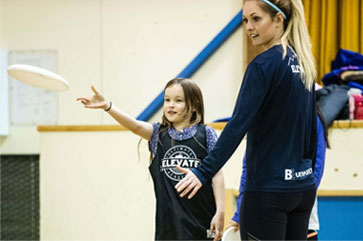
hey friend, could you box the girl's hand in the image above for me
[76,86,109,110]
[175,166,203,199]
[226,220,239,232]
[209,212,224,241]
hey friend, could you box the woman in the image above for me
[176,0,317,240]
[228,106,330,240]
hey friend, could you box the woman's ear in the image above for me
[275,13,284,26]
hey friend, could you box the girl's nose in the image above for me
[169,101,175,107]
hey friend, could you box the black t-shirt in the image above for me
[149,124,216,240]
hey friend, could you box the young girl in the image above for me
[176,0,318,240]
[76,78,225,241]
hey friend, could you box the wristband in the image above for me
[104,101,112,111]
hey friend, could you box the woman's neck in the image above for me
[262,40,282,51]
[262,31,284,50]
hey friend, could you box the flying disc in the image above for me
[7,64,69,91]
[222,227,240,241]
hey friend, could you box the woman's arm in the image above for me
[176,61,271,198]
[77,86,153,140]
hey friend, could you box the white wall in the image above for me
[38,126,363,240]
[1,1,243,239]
[2,1,363,240]
[39,129,245,240]
[0,0,243,154]
[320,128,363,190]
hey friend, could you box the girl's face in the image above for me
[163,84,191,130]
[243,0,284,49]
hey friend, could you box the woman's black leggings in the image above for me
[240,188,316,240]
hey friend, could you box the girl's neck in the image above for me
[172,123,192,131]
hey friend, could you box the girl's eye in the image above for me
[242,18,248,24]
[165,98,170,102]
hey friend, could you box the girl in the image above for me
[76,78,225,241]
[176,0,317,240]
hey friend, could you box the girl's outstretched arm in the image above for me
[210,170,225,241]
[76,86,153,141]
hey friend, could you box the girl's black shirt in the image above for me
[193,45,317,192]
[149,124,216,240]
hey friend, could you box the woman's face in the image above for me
[242,0,284,49]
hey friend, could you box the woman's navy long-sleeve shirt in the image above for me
[232,116,326,222]
[192,45,317,192]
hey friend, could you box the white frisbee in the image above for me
[7,64,69,91]
[222,227,240,241]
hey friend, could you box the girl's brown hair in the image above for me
[146,78,205,163]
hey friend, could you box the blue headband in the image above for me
[260,0,287,19]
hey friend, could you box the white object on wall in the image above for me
[0,50,9,135]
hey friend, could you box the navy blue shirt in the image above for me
[193,45,317,192]
[232,116,326,223]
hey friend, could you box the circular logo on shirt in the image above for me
[161,145,201,181]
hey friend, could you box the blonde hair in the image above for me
[246,0,316,90]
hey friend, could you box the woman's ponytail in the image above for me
[280,0,316,90]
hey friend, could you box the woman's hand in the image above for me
[175,166,203,199]
[209,212,224,241]
[76,86,109,110]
